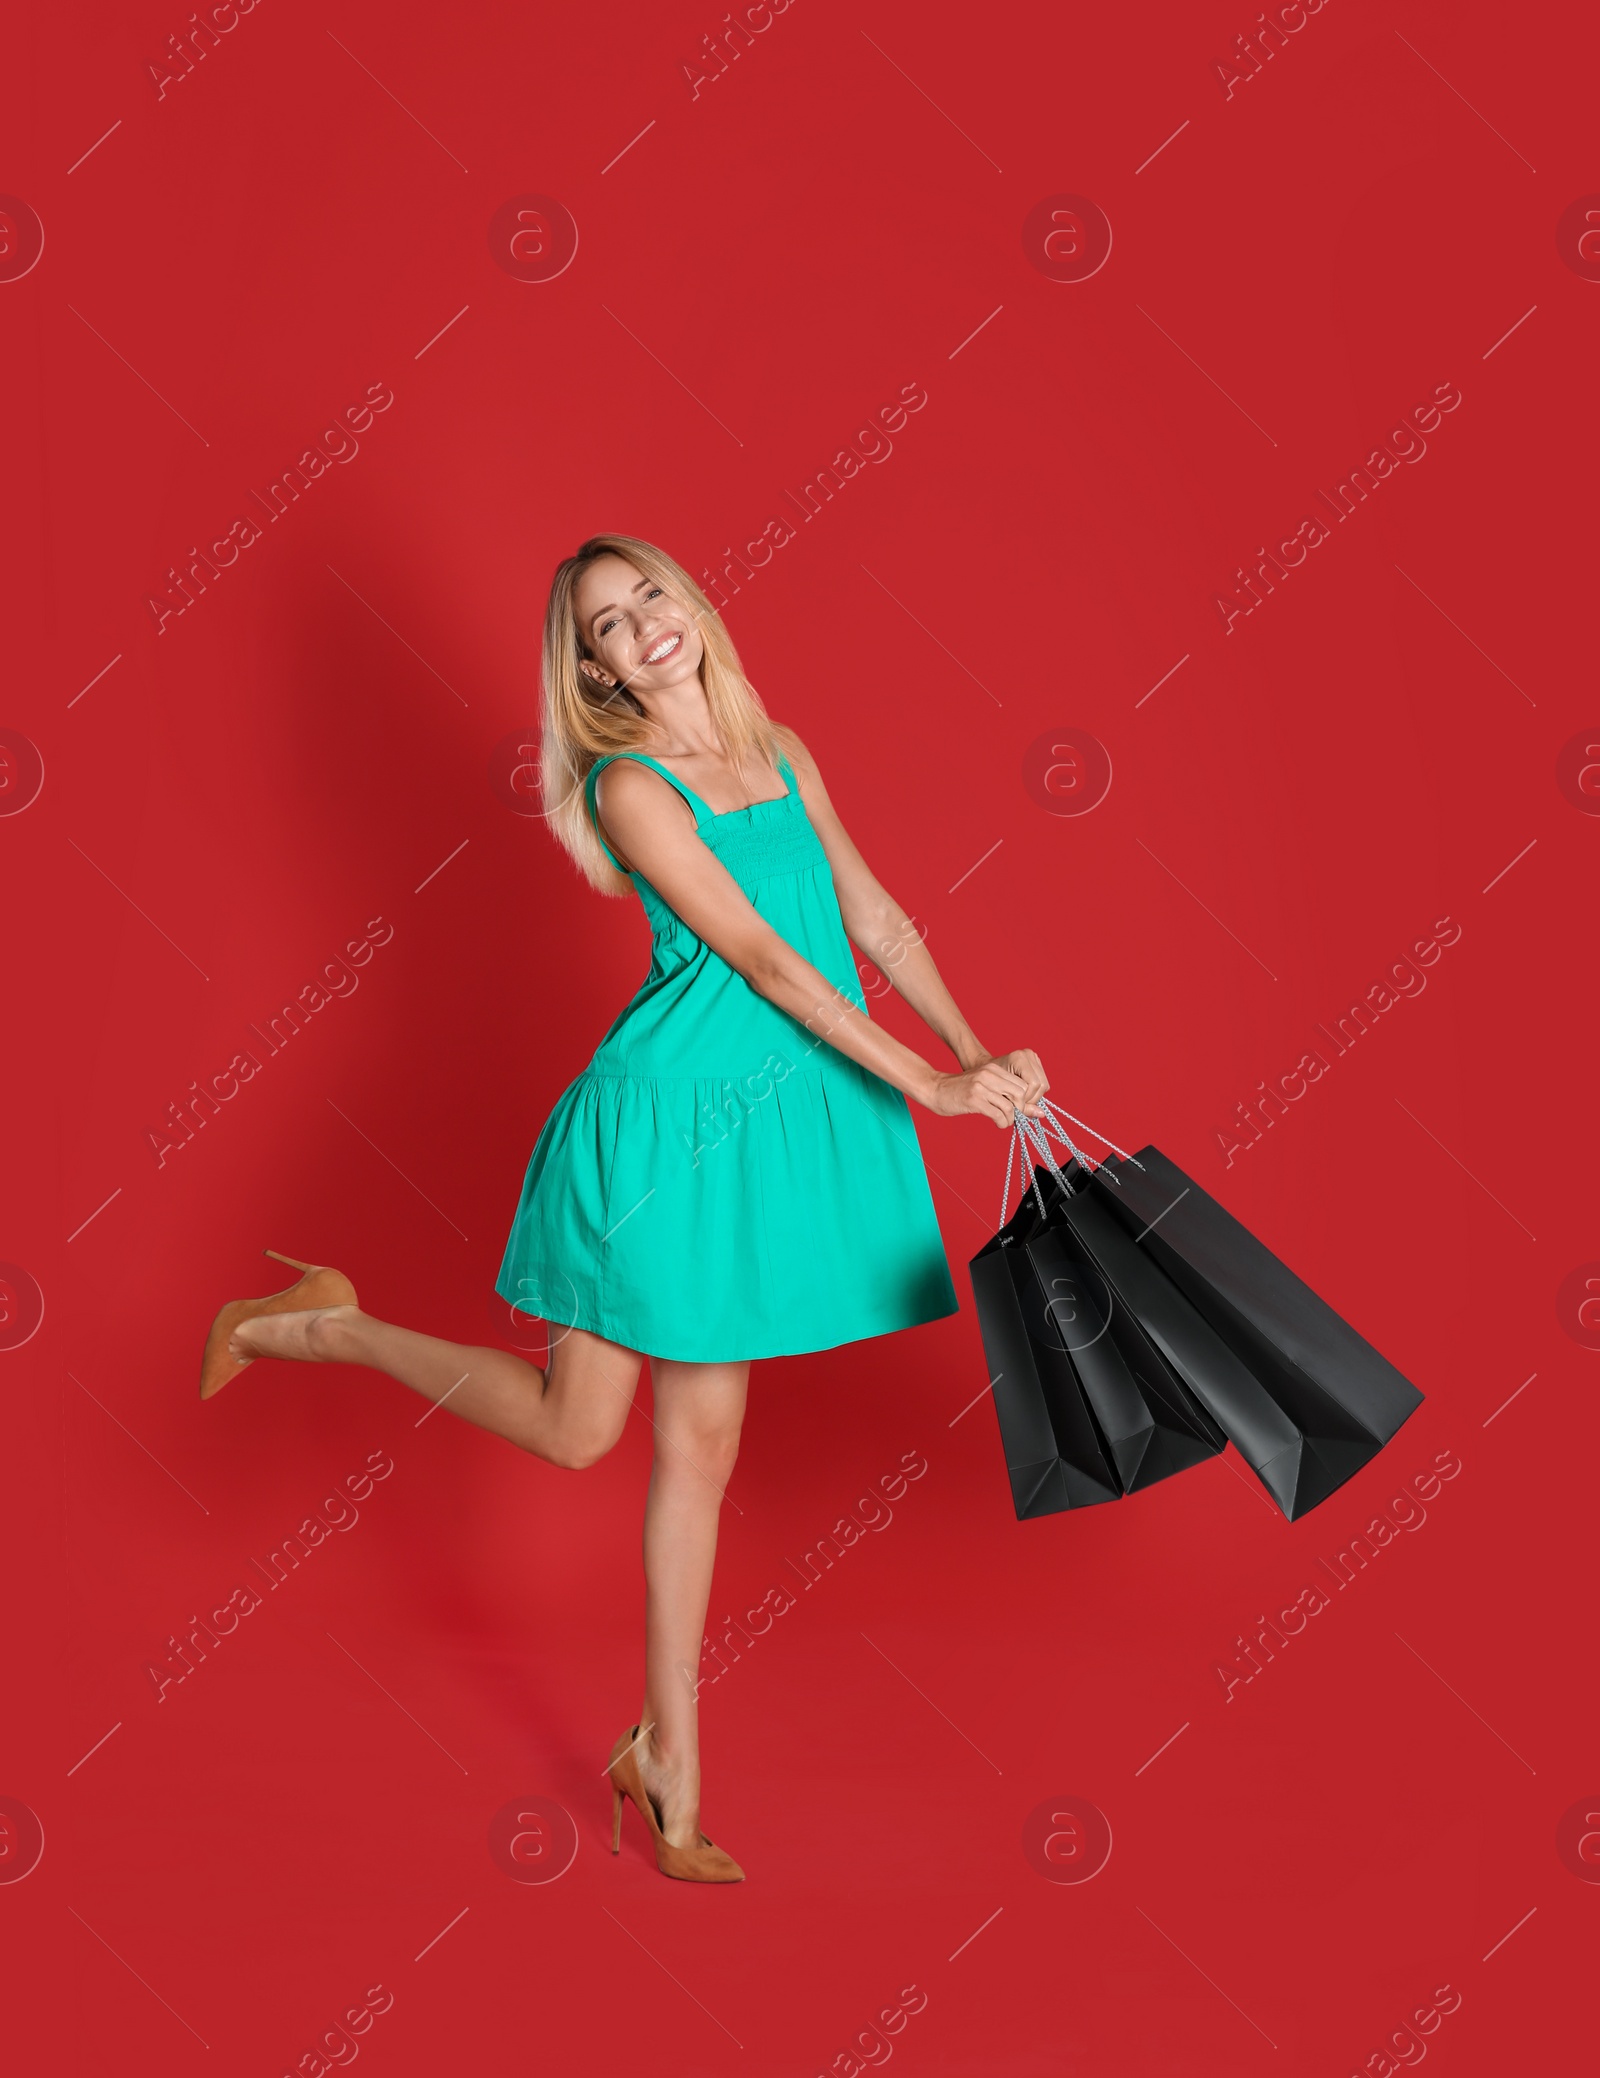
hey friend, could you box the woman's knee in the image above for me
[537,1334,642,1469]
[659,1418,743,1487]
[542,1416,627,1472]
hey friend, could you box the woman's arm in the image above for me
[774,727,1049,1110]
[593,758,1038,1126]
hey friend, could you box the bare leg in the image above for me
[231,1306,644,1470]
[230,1304,748,1845]
[632,1358,748,1848]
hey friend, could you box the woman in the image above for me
[200,533,1048,1882]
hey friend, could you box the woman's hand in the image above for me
[922,1049,1050,1127]
[986,1048,1049,1114]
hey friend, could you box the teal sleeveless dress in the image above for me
[494,750,959,1362]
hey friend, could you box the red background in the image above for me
[6,0,1597,2069]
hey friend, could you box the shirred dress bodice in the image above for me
[584,753,867,1084]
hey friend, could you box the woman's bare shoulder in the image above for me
[771,721,823,779]
[594,755,689,819]
[593,753,655,793]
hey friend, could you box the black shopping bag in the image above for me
[1082,1142,1424,1518]
[1038,1157,1336,1521]
[969,1214,1121,1520]
[969,1139,1226,1521]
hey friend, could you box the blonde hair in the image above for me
[539,533,781,895]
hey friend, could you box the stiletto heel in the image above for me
[606,1725,744,1883]
[199,1251,358,1400]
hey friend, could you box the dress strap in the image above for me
[774,749,798,797]
[584,752,711,872]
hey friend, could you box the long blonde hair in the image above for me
[540,533,781,895]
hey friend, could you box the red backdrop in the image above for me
[6,0,1597,2069]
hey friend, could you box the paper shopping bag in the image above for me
[968,1165,1225,1520]
[1084,1145,1424,1517]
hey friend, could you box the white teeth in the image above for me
[645,633,679,663]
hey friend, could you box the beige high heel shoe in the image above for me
[608,1726,744,1883]
[198,1249,358,1400]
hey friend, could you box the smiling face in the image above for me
[572,552,705,702]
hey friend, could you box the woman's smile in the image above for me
[641,629,683,666]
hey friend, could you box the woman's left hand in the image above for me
[975,1048,1050,1119]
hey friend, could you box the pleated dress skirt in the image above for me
[494,752,959,1364]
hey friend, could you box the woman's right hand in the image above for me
[922,1058,1038,1127]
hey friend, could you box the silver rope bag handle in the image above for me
[1030,1097,1138,1180]
[998,1105,1071,1228]
[998,1113,1050,1229]
[996,1096,1145,1231]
